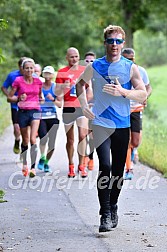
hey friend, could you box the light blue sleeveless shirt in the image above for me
[91,56,133,128]
[41,82,57,119]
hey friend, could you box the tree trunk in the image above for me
[124,28,133,48]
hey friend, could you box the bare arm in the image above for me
[146,84,152,98]
[76,64,93,107]
[76,66,95,119]
[55,83,64,97]
[103,64,147,102]
[85,80,93,102]
[54,97,62,108]
[142,83,152,106]
[7,87,18,103]
[1,86,9,97]
[127,64,147,102]
[39,87,44,100]
[51,87,63,108]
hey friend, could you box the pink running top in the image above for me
[12,76,42,110]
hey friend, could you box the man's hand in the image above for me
[63,80,71,89]
[102,78,124,96]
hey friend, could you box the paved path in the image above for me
[0,123,167,252]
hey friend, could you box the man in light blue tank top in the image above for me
[77,25,147,232]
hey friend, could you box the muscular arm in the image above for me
[122,64,147,102]
[103,64,147,102]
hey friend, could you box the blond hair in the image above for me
[104,25,125,40]
[21,58,35,68]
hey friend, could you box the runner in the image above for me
[122,48,152,180]
[76,25,147,232]
[37,66,61,173]
[83,51,96,171]
[34,64,45,82]
[1,57,26,154]
[8,58,43,177]
[55,47,93,178]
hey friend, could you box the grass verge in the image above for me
[139,116,167,177]
[0,94,11,136]
[0,189,7,203]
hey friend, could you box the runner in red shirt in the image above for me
[55,47,93,178]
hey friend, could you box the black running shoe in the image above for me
[13,140,20,154]
[99,214,113,232]
[111,205,118,228]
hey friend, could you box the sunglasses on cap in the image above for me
[106,38,124,45]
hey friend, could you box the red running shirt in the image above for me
[56,65,85,107]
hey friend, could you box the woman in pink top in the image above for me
[8,58,43,177]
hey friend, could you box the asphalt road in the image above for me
[0,122,167,252]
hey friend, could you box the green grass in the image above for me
[147,65,167,125]
[139,64,167,177]
[0,189,7,203]
[0,94,11,135]
[139,118,167,175]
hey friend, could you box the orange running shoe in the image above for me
[83,156,89,167]
[68,164,75,178]
[78,165,88,178]
[22,165,29,177]
[29,168,36,178]
[88,159,94,170]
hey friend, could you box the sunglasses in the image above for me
[126,57,134,61]
[106,38,124,45]
[85,59,94,63]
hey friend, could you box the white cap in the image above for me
[42,66,55,74]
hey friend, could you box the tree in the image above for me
[84,0,167,47]
[0,0,167,69]
[20,0,99,66]
[0,19,8,63]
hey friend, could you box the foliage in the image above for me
[0,94,11,135]
[0,19,8,63]
[139,64,167,176]
[0,48,6,64]
[0,0,167,68]
[0,18,8,30]
[0,189,7,203]
[0,0,100,67]
[134,30,167,67]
